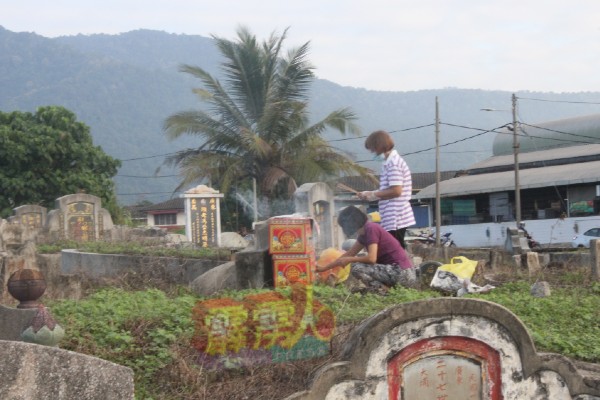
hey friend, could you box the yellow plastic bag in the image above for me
[437,256,478,280]
[317,248,351,284]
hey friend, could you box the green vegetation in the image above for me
[0,106,121,219]
[468,280,600,360]
[37,239,231,260]
[48,278,600,399]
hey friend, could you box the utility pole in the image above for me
[435,97,441,246]
[512,93,521,227]
[253,177,258,222]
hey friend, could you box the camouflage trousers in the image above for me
[351,263,417,289]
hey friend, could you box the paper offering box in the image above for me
[272,254,315,288]
[268,217,313,254]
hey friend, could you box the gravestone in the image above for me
[10,205,47,230]
[294,182,335,253]
[46,194,113,241]
[182,185,224,247]
[287,298,600,400]
[0,339,134,399]
[505,227,530,255]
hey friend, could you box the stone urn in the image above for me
[6,268,47,309]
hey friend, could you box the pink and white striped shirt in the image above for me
[378,149,415,231]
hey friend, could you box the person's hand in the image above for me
[316,264,330,273]
[358,191,379,201]
[317,258,346,272]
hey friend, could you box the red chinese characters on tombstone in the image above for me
[387,336,502,400]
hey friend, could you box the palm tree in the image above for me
[164,27,370,210]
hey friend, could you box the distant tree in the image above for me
[163,27,371,212]
[0,106,121,218]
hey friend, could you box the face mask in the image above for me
[372,153,385,162]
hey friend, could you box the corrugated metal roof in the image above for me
[138,198,184,212]
[469,144,600,170]
[493,113,600,156]
[415,160,600,199]
[333,171,457,194]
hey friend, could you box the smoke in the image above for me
[233,190,295,219]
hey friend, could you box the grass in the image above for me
[47,268,600,400]
[37,239,231,260]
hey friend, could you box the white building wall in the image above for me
[436,215,600,247]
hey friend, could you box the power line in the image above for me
[120,152,177,162]
[117,174,179,178]
[518,96,600,105]
[401,123,507,157]
[327,123,435,143]
[520,122,600,142]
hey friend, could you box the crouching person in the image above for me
[316,206,417,293]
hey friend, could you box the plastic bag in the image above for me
[437,256,478,280]
[316,247,351,285]
[430,256,478,293]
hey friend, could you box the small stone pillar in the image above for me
[182,185,224,247]
[526,252,541,277]
[591,239,600,281]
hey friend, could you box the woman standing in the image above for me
[358,130,415,249]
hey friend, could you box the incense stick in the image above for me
[336,183,360,194]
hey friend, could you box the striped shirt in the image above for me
[379,149,416,231]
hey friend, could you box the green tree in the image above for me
[163,27,370,215]
[0,106,121,218]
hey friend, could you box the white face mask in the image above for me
[372,153,385,162]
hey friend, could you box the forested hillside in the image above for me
[2,26,599,205]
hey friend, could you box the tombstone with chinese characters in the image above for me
[46,194,113,241]
[287,297,600,400]
[9,205,47,232]
[293,182,335,253]
[182,185,224,247]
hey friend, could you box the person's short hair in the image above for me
[338,206,368,237]
[365,130,394,154]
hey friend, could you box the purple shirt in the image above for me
[357,222,413,269]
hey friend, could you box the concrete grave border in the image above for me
[0,339,134,399]
[287,298,600,399]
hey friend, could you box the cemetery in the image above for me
[0,183,599,399]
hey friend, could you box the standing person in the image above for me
[358,130,415,249]
[316,206,416,293]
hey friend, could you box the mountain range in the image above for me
[2,26,599,205]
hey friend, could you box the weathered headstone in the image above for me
[505,227,530,254]
[531,281,551,298]
[46,193,113,241]
[10,204,47,230]
[287,298,600,399]
[526,251,541,276]
[294,182,335,252]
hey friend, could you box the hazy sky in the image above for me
[3,0,600,93]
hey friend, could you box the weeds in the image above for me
[46,263,600,399]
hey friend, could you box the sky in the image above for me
[2,0,600,93]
